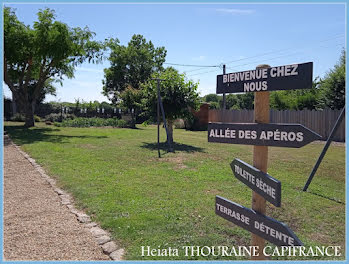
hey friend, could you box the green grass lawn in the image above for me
[4,122,345,260]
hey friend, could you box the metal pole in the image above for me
[303,107,345,191]
[159,93,173,152]
[157,79,161,158]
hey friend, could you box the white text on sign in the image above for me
[222,64,299,92]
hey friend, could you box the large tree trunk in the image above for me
[166,119,174,144]
[12,92,17,115]
[24,100,35,127]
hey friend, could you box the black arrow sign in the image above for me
[216,62,313,94]
[215,196,303,246]
[208,123,321,148]
[231,158,281,207]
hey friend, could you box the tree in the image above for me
[318,49,345,110]
[226,94,238,109]
[120,86,143,127]
[204,93,220,103]
[142,67,199,144]
[36,79,57,105]
[11,78,57,115]
[236,93,254,109]
[102,34,167,103]
[208,101,220,109]
[269,78,321,110]
[4,7,104,127]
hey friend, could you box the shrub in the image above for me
[141,120,150,127]
[34,115,41,122]
[45,113,76,122]
[58,117,129,128]
[11,113,25,122]
[174,119,185,129]
[116,119,128,128]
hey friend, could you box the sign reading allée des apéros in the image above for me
[208,122,321,148]
[216,62,313,94]
[231,158,281,207]
[215,196,303,246]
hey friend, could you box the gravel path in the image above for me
[3,136,113,261]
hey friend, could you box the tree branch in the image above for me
[22,57,33,92]
[18,62,28,88]
[3,57,15,92]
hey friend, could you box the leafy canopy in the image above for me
[103,34,167,103]
[4,7,104,126]
[142,67,200,121]
[318,49,345,110]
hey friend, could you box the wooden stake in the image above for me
[251,64,270,260]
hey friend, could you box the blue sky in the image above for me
[3,3,346,103]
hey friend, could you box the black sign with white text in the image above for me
[231,158,281,207]
[215,196,303,246]
[216,62,313,94]
[208,123,321,148]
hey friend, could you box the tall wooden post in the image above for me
[251,64,270,260]
[222,64,226,111]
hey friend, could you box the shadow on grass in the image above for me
[306,190,345,205]
[293,185,344,204]
[4,125,108,145]
[141,141,205,153]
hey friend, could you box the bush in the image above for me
[34,115,41,122]
[45,113,76,122]
[58,117,129,128]
[116,119,128,128]
[11,113,25,122]
[141,120,150,127]
[174,119,185,129]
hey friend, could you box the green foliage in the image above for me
[225,94,238,109]
[34,115,41,122]
[11,113,25,122]
[208,101,220,109]
[120,86,143,113]
[45,113,76,122]
[59,117,128,128]
[235,93,254,109]
[141,120,150,127]
[4,7,105,127]
[270,91,290,110]
[142,67,200,121]
[318,50,345,109]
[270,80,321,110]
[103,34,167,103]
[204,93,220,103]
[204,93,252,110]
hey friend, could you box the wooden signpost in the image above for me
[231,158,281,207]
[209,62,314,260]
[216,62,313,94]
[216,196,303,246]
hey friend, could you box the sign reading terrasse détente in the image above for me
[231,158,281,207]
[215,196,303,246]
[216,62,313,94]
[208,123,321,148]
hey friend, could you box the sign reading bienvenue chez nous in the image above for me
[216,62,313,94]
[230,158,281,207]
[208,123,321,148]
[215,196,303,246]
